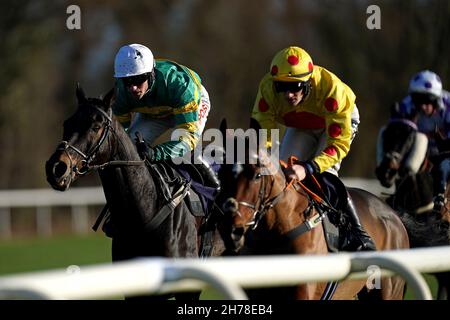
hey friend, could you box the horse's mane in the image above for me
[400,213,450,247]
[252,147,285,181]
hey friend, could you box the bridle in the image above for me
[231,164,336,239]
[230,164,340,300]
[234,167,288,230]
[57,104,144,177]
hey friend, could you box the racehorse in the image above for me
[45,86,225,299]
[219,130,409,299]
[376,118,450,299]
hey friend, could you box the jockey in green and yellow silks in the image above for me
[112,43,219,191]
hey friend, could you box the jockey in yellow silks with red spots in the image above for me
[251,46,375,251]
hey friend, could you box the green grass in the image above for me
[0,235,440,299]
[0,234,111,275]
[404,274,438,300]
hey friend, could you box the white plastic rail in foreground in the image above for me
[0,246,450,300]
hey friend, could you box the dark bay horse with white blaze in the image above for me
[45,86,225,299]
[222,149,409,300]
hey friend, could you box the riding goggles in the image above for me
[122,73,149,87]
[274,80,307,93]
[411,92,439,107]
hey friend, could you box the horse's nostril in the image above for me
[53,161,68,178]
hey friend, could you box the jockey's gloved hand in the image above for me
[135,132,155,161]
[284,160,319,181]
[304,161,320,175]
[297,160,320,175]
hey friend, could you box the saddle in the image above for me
[93,160,219,257]
[151,161,219,216]
[301,172,352,253]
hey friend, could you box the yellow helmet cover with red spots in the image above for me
[270,46,314,82]
[252,54,357,173]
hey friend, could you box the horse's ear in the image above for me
[249,118,262,149]
[219,118,228,146]
[102,88,115,108]
[219,118,228,135]
[76,83,87,103]
[250,117,262,131]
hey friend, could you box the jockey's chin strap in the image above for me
[58,105,144,176]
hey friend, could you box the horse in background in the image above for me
[376,118,450,299]
[219,122,409,300]
[375,119,434,214]
[45,86,225,299]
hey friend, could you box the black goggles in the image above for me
[411,92,438,107]
[274,81,307,93]
[122,73,149,87]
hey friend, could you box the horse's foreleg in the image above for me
[436,272,450,300]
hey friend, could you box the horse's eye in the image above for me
[255,173,262,180]
[92,125,101,133]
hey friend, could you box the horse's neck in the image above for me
[265,171,310,231]
[111,122,141,162]
[395,172,433,212]
[271,174,327,255]
[100,121,158,214]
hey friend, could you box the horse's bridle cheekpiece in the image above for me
[236,173,286,230]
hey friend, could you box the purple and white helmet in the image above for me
[408,70,443,98]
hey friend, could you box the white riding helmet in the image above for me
[408,70,443,98]
[114,44,154,78]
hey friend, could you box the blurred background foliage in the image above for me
[0,0,449,189]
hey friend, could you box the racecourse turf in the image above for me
[0,234,438,300]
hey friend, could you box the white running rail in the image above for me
[0,179,393,238]
[0,246,449,300]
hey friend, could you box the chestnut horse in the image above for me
[222,149,409,300]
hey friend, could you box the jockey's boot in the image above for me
[195,157,221,194]
[345,196,377,251]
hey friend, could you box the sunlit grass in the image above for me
[0,235,440,299]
